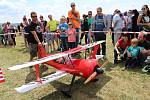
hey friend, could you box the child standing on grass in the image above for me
[67,22,76,49]
[58,17,68,51]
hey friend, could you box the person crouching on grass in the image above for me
[114,34,130,64]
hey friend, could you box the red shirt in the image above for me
[118,39,131,49]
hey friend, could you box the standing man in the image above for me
[92,7,107,57]
[27,11,43,61]
[46,15,59,51]
[68,2,80,47]
[22,16,29,47]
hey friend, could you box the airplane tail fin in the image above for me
[38,44,47,58]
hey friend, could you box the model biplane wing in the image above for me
[8,53,68,70]
[15,70,67,93]
[8,40,105,71]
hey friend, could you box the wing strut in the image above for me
[35,64,42,83]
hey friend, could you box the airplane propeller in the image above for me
[84,61,109,84]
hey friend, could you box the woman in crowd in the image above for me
[137,5,150,41]
[131,9,139,38]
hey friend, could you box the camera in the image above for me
[83,14,88,19]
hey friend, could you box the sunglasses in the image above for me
[141,8,146,10]
[32,16,37,18]
[71,5,75,7]
[88,14,92,15]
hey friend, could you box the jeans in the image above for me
[60,37,68,51]
[75,28,80,47]
[68,42,75,49]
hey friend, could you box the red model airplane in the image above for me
[8,40,108,97]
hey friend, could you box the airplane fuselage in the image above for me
[44,59,100,79]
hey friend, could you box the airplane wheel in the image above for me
[60,90,72,98]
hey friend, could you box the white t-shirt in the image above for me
[112,14,122,30]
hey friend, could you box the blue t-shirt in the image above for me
[59,23,68,32]
[59,23,68,37]
[93,15,105,31]
[127,46,143,57]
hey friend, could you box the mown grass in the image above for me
[0,34,150,100]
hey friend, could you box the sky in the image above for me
[0,0,150,23]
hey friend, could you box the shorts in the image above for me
[29,43,38,58]
[45,32,55,45]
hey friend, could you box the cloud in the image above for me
[0,0,149,23]
[0,0,33,23]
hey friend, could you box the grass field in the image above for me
[0,34,150,100]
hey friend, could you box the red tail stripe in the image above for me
[0,76,4,78]
[0,80,5,83]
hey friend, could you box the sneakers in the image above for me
[50,50,54,53]
[57,48,61,52]
[122,67,127,71]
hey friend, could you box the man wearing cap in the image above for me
[68,2,80,47]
